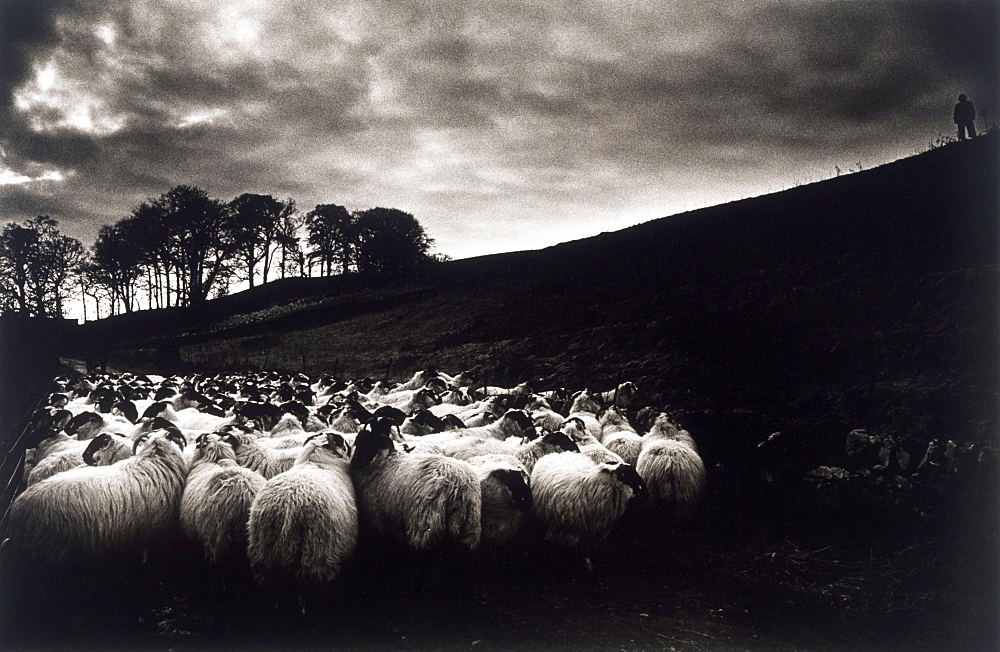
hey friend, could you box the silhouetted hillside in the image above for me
[78,134,997,445]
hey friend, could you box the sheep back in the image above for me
[6,434,188,562]
[354,453,481,551]
[180,460,266,564]
[247,460,358,585]
[530,452,635,548]
[635,438,707,518]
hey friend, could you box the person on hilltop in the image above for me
[954,94,977,140]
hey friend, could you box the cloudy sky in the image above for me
[1,0,997,260]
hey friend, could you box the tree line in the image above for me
[0,185,444,320]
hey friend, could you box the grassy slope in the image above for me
[86,134,998,453]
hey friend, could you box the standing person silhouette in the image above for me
[954,94,977,140]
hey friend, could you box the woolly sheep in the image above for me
[5,430,189,563]
[247,433,358,585]
[351,418,481,551]
[526,395,565,433]
[597,382,639,409]
[180,434,266,564]
[465,454,532,549]
[635,413,706,518]
[566,390,604,441]
[530,451,646,552]
[221,431,303,479]
[599,407,644,466]
[26,433,133,486]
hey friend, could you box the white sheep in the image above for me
[221,431,303,479]
[351,418,481,551]
[529,451,646,555]
[180,434,266,564]
[5,430,189,563]
[465,454,532,549]
[26,433,133,486]
[597,381,639,409]
[526,395,565,433]
[247,433,358,585]
[407,410,535,458]
[635,413,706,518]
[566,390,604,441]
[599,407,644,466]
[376,387,442,415]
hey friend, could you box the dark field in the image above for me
[1,134,997,650]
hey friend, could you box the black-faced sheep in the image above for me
[221,431,304,479]
[529,450,646,555]
[599,407,644,466]
[247,433,358,585]
[26,433,133,486]
[5,430,189,563]
[351,418,481,551]
[180,434,266,564]
[465,454,532,550]
[635,413,706,518]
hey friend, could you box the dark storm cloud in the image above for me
[1,0,996,259]
[0,0,69,119]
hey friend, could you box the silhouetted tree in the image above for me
[229,193,295,287]
[306,203,355,276]
[353,208,433,275]
[152,185,235,305]
[89,219,145,314]
[0,216,84,317]
[273,199,304,279]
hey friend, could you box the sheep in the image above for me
[391,368,441,393]
[26,433,133,486]
[439,387,473,405]
[599,407,644,466]
[526,395,565,433]
[462,410,498,428]
[408,410,535,458]
[566,390,605,441]
[221,431,303,479]
[529,451,646,561]
[64,412,106,440]
[180,434,266,564]
[458,409,534,441]
[376,387,442,415]
[597,381,639,409]
[512,430,581,473]
[430,395,507,420]
[247,433,358,585]
[438,370,476,389]
[635,413,706,518]
[400,409,448,436]
[473,381,533,400]
[4,430,189,563]
[351,418,481,551]
[465,454,532,550]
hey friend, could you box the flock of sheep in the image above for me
[4,368,707,587]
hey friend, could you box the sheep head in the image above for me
[610,463,647,502]
[540,430,580,454]
[490,468,533,512]
[351,418,396,469]
[83,434,114,465]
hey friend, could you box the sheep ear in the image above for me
[132,433,149,454]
